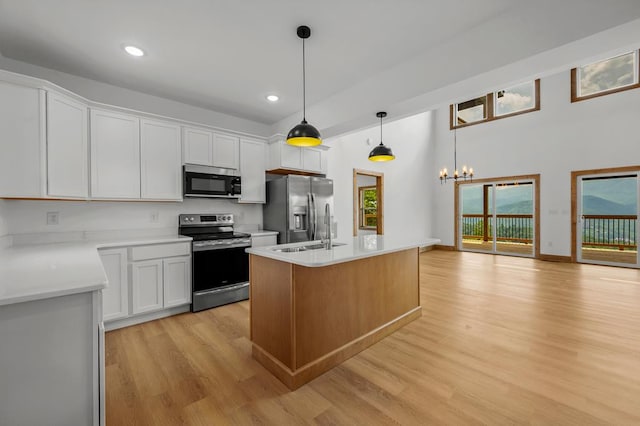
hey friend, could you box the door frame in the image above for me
[571,165,640,263]
[454,174,541,258]
[353,169,384,236]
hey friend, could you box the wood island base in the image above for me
[249,248,421,390]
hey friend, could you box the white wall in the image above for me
[325,112,434,241]
[0,55,271,137]
[4,199,261,235]
[431,57,640,256]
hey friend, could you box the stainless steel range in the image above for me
[178,213,251,312]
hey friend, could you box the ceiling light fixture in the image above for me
[124,45,145,57]
[286,25,321,147]
[266,94,279,102]
[439,127,473,183]
[368,112,395,162]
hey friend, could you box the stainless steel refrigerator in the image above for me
[263,175,336,244]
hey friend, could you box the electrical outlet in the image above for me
[150,211,159,223]
[46,211,59,226]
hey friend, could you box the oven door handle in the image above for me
[192,242,252,252]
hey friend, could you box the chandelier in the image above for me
[439,127,474,183]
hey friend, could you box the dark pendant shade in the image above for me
[368,143,395,162]
[287,119,322,147]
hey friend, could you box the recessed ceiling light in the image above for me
[266,94,279,102]
[124,45,145,57]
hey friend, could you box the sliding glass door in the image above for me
[577,174,639,267]
[459,180,535,257]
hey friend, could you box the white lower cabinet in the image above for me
[131,255,191,314]
[131,259,164,314]
[251,234,278,247]
[99,241,191,329]
[99,248,128,321]
[163,256,191,307]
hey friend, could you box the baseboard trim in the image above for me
[105,304,191,331]
[252,306,422,390]
[539,254,572,263]
[434,244,456,251]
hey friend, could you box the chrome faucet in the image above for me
[322,202,332,249]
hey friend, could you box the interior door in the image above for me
[577,174,639,267]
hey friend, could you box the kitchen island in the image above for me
[246,235,440,389]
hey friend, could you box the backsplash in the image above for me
[0,199,8,237]
[3,198,262,235]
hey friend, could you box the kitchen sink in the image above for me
[272,242,346,252]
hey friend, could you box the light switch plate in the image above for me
[46,211,59,225]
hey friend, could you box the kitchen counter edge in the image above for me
[246,236,441,267]
[0,235,192,307]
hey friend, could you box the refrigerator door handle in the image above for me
[311,192,317,240]
[307,192,314,240]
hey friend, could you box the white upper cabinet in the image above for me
[46,92,88,198]
[268,139,327,174]
[0,82,45,197]
[90,109,141,199]
[140,119,182,200]
[182,127,213,166]
[302,148,323,173]
[280,144,303,170]
[182,126,239,170]
[212,133,239,169]
[239,138,266,204]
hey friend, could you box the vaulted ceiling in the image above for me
[1,0,640,136]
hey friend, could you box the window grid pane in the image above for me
[495,81,536,116]
[456,96,487,125]
[578,51,638,97]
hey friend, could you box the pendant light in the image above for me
[439,127,474,183]
[287,25,322,147]
[368,111,395,162]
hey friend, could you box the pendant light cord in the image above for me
[380,114,383,145]
[302,37,306,122]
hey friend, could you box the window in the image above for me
[358,186,377,230]
[495,81,537,116]
[571,50,640,102]
[451,79,540,129]
[456,96,487,126]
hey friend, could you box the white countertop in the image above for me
[246,235,441,267]
[0,234,191,307]
[249,230,279,237]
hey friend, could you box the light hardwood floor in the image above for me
[106,251,640,425]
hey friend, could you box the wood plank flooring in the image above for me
[105,251,640,425]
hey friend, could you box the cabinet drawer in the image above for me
[251,235,278,247]
[129,242,191,261]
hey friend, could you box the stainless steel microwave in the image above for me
[183,165,241,198]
